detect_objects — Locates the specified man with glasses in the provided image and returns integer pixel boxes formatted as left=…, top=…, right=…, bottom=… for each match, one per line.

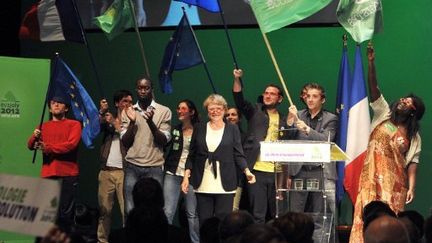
left=232, top=69, right=286, bottom=223
left=121, top=77, right=172, bottom=215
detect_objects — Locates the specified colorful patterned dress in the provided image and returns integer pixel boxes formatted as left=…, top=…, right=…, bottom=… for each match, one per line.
left=349, top=120, right=410, bottom=243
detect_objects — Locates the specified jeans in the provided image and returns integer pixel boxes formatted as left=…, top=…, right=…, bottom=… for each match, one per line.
left=163, top=173, right=199, bottom=243
left=124, top=163, right=163, bottom=215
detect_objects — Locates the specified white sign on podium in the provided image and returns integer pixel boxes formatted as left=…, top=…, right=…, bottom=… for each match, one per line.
left=260, top=140, right=349, bottom=163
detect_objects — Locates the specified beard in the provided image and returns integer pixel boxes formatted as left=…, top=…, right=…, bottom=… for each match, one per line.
left=391, top=106, right=413, bottom=125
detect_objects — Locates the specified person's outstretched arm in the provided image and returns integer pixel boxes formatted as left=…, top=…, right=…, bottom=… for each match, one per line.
left=233, top=69, right=243, bottom=92
left=367, top=43, right=381, bottom=102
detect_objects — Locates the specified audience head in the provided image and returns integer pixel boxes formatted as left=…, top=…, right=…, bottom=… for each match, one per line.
left=219, top=210, right=255, bottom=241
left=132, top=177, right=164, bottom=209
left=240, top=224, right=286, bottom=243
left=200, top=217, right=221, bottom=243
left=363, top=200, right=396, bottom=231
left=364, top=215, right=410, bottom=243
left=398, top=210, right=424, bottom=243
left=424, top=213, right=432, bottom=243
left=272, top=212, right=314, bottom=243
left=125, top=205, right=169, bottom=243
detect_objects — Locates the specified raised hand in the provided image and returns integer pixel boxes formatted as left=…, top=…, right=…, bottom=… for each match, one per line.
left=124, top=106, right=136, bottom=122
left=233, top=69, right=243, bottom=79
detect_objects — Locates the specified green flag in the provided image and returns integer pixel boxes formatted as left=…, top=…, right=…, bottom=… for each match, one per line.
left=337, top=0, right=383, bottom=43
left=93, top=0, right=134, bottom=40
left=250, top=0, right=332, bottom=33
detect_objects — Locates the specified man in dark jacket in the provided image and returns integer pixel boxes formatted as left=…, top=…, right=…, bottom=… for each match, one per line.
left=285, top=83, right=338, bottom=242
left=97, top=90, right=134, bottom=243
left=232, top=69, right=286, bottom=223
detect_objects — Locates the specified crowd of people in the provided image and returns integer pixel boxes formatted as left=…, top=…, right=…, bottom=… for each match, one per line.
left=28, top=45, right=428, bottom=243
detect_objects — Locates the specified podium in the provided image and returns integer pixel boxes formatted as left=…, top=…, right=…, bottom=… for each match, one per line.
left=260, top=140, right=349, bottom=243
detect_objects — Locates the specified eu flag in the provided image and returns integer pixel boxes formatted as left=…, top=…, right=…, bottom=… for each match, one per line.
left=158, top=13, right=203, bottom=94
left=335, top=44, right=351, bottom=203
left=175, top=0, right=221, bottom=13
left=48, top=57, right=100, bottom=148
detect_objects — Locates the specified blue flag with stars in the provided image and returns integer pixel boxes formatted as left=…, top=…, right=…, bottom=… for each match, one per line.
left=48, top=57, right=100, bottom=148
left=158, top=13, right=203, bottom=94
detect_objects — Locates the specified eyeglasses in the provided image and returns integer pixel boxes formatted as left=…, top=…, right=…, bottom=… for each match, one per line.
left=208, top=107, right=224, bottom=113
left=176, top=107, right=190, bottom=112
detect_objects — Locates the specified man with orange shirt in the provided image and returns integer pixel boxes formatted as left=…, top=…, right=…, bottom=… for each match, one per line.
left=27, top=96, right=82, bottom=233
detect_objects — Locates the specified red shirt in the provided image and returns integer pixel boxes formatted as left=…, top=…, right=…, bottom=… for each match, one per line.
left=28, top=119, right=82, bottom=178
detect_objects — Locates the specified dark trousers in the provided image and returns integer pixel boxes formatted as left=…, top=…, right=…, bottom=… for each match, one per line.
left=51, top=176, right=78, bottom=233
left=247, top=170, right=276, bottom=223
left=195, top=193, right=234, bottom=226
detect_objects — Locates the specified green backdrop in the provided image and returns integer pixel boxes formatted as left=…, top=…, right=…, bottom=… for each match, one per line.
left=0, top=56, right=50, bottom=242
left=12, top=0, right=432, bottom=240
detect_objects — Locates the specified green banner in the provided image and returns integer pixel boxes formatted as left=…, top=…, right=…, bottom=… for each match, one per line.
left=93, top=0, right=134, bottom=40
left=337, top=0, right=383, bottom=43
left=250, top=0, right=332, bottom=33
left=0, top=56, right=50, bottom=242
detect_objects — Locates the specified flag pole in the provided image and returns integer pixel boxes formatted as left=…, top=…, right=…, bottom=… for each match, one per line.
left=71, top=0, right=105, bottom=99
left=260, top=32, right=293, bottom=106
left=32, top=53, right=60, bottom=164
left=216, top=0, right=243, bottom=86
left=128, top=0, right=151, bottom=77
left=183, top=8, right=217, bottom=94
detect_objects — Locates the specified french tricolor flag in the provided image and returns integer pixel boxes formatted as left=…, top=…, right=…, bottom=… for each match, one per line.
left=336, top=44, right=371, bottom=204
left=19, top=0, right=84, bottom=43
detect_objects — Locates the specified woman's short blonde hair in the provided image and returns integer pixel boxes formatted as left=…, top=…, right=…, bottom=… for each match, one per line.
left=203, top=94, right=228, bottom=110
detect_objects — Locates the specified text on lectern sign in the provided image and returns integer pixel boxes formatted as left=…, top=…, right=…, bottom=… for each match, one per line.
left=260, top=141, right=331, bottom=162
